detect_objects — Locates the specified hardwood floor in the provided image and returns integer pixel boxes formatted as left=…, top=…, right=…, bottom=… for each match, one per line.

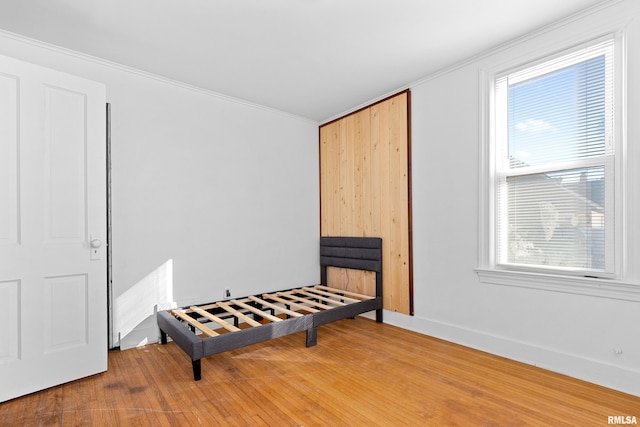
left=2, top=317, right=638, bottom=426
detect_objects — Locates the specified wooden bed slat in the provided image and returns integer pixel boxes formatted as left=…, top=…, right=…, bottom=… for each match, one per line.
left=217, top=301, right=262, bottom=327
left=231, top=299, right=283, bottom=323
left=298, top=289, right=347, bottom=306
left=302, top=286, right=362, bottom=302
left=248, top=295, right=304, bottom=317
left=190, top=306, right=241, bottom=333
left=172, top=310, right=220, bottom=337
left=191, top=302, right=219, bottom=311
left=261, top=293, right=320, bottom=313
left=314, top=285, right=374, bottom=300
left=274, top=291, right=335, bottom=310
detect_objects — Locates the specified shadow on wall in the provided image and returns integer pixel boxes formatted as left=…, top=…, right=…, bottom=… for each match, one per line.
left=114, top=259, right=174, bottom=349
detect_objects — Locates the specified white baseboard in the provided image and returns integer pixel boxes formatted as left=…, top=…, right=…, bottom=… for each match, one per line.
left=383, top=310, right=640, bottom=397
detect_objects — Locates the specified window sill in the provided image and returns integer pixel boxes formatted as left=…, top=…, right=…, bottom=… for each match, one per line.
left=475, top=268, right=640, bottom=302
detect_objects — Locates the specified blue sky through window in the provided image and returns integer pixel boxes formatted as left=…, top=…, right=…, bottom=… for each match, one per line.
left=507, top=55, right=606, bottom=169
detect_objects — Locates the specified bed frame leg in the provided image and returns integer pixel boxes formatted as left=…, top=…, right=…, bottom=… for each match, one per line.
left=306, top=327, right=317, bottom=347
left=160, top=329, right=167, bottom=345
left=376, top=309, right=383, bottom=323
left=192, top=360, right=202, bottom=381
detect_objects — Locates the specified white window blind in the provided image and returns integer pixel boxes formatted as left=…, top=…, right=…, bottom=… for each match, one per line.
left=494, top=39, right=615, bottom=275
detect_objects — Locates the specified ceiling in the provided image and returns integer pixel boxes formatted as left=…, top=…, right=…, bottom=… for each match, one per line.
left=0, top=0, right=610, bottom=122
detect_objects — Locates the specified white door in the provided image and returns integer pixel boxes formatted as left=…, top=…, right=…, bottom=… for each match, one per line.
left=0, top=54, right=107, bottom=402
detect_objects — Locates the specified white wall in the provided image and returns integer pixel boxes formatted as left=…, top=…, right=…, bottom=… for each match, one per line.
left=0, top=32, right=320, bottom=349
left=388, top=0, right=640, bottom=396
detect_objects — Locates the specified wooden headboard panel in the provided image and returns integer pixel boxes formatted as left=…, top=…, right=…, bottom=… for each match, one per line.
left=319, top=236, right=382, bottom=304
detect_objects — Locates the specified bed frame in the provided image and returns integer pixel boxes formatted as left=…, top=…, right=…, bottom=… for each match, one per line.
left=157, top=236, right=383, bottom=380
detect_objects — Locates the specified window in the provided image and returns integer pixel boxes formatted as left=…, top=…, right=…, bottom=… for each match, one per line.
left=490, top=38, right=618, bottom=278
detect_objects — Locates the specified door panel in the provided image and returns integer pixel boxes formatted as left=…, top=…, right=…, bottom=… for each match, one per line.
left=0, top=73, right=19, bottom=245
left=44, top=274, right=89, bottom=352
left=0, top=54, right=107, bottom=403
left=45, top=85, right=88, bottom=242
left=0, top=280, right=19, bottom=363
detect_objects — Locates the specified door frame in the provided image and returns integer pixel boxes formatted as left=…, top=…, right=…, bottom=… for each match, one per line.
left=106, top=103, right=116, bottom=350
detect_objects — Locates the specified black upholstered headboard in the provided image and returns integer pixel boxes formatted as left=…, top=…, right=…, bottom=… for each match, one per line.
left=319, top=236, right=382, bottom=302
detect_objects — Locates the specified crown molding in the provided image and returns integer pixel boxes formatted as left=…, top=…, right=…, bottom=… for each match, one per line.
left=321, top=0, right=625, bottom=125
left=0, top=28, right=318, bottom=125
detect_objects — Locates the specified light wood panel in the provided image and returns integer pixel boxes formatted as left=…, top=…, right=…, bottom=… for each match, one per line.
left=320, top=90, right=412, bottom=313
left=3, top=318, right=638, bottom=426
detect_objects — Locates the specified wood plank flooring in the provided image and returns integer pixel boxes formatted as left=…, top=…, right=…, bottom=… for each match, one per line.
left=2, top=317, right=638, bottom=426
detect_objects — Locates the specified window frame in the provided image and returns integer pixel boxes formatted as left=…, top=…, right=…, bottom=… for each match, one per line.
left=477, top=32, right=630, bottom=295
left=496, top=39, right=616, bottom=277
